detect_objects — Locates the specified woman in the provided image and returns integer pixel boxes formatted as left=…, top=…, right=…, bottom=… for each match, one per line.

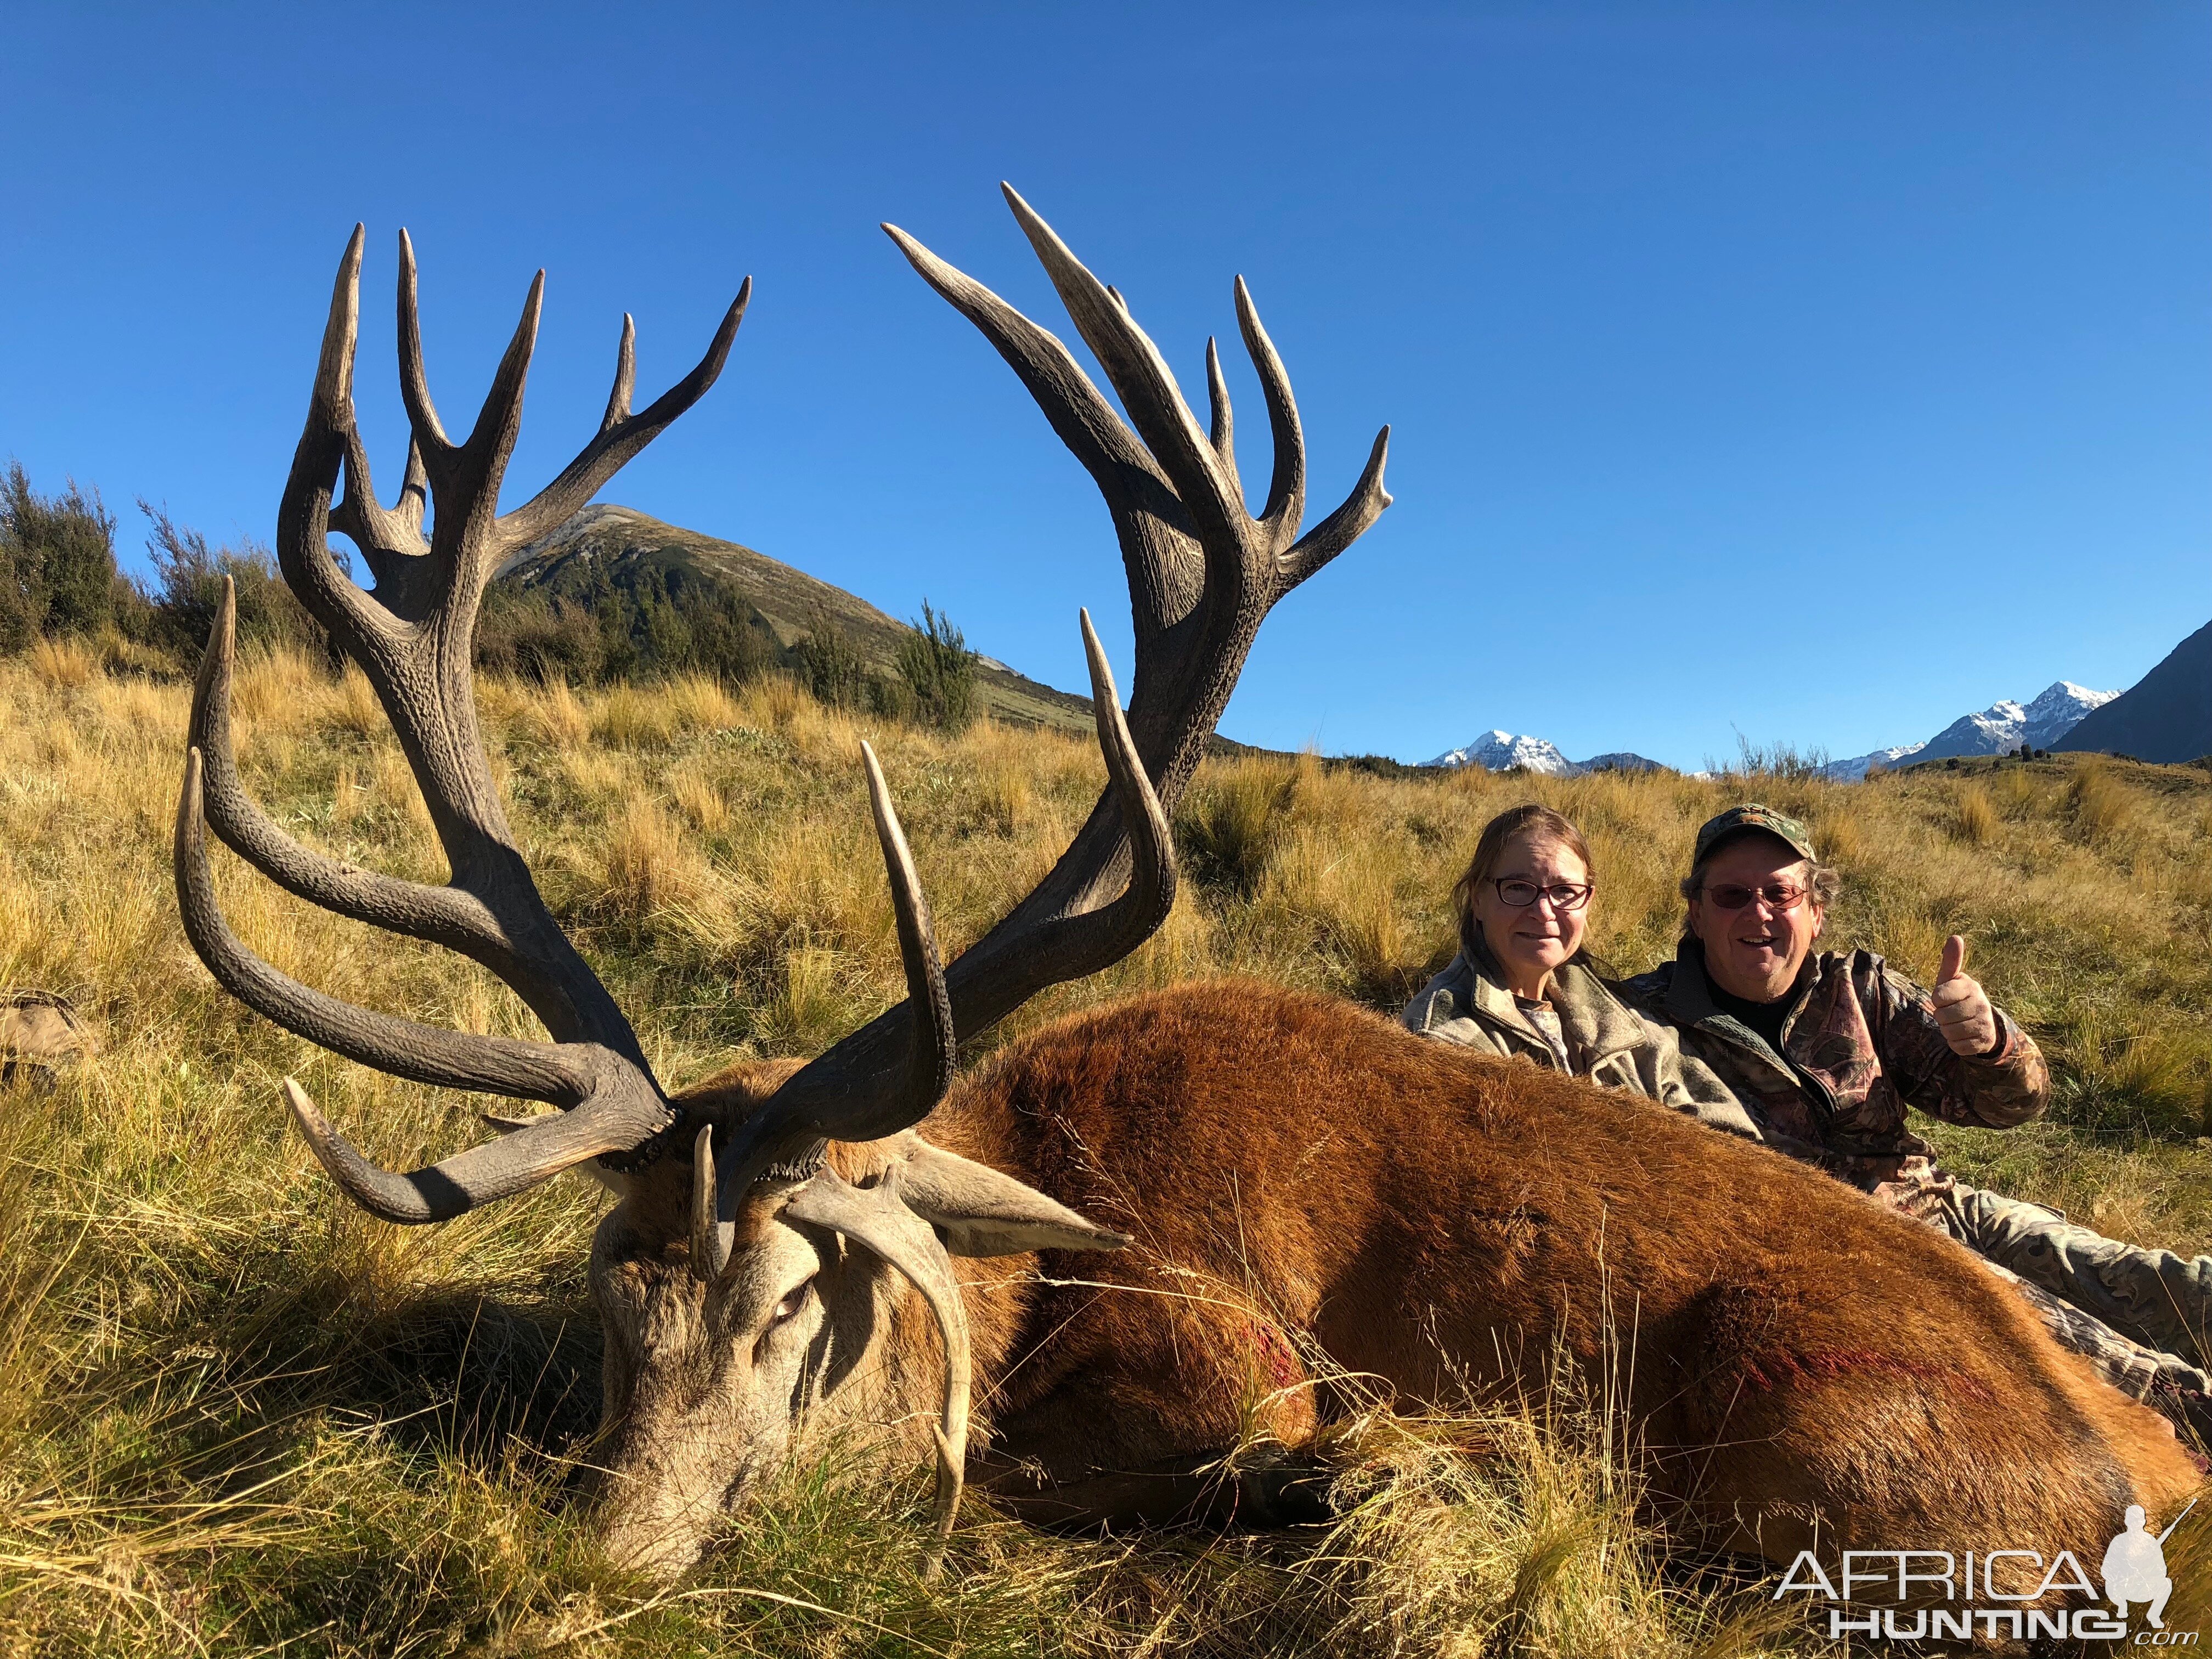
left=1403, top=804, right=1757, bottom=1137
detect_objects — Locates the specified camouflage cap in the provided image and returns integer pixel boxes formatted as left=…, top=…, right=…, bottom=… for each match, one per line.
left=1692, top=804, right=1818, bottom=867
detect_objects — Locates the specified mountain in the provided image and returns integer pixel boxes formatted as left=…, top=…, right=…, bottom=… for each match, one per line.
left=1426, top=731, right=1575, bottom=775
left=2057, top=619, right=2212, bottom=763
left=1919, top=681, right=2120, bottom=760
left=499, top=505, right=1094, bottom=732
left=1821, top=681, right=2117, bottom=781
left=1424, top=730, right=1666, bottom=776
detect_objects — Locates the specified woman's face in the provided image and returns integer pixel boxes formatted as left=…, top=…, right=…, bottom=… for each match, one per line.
left=1469, top=832, right=1592, bottom=999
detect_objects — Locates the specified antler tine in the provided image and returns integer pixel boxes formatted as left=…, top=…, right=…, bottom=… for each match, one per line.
left=281, top=1075, right=665, bottom=1225
left=177, top=748, right=591, bottom=1104
left=863, top=739, right=958, bottom=1113
left=275, top=227, right=391, bottom=647
left=690, top=1124, right=725, bottom=1279
left=1280, top=424, right=1392, bottom=591
left=879, top=222, right=1180, bottom=561
left=998, top=185, right=1252, bottom=589
left=494, top=278, right=751, bottom=560
left=602, top=314, right=637, bottom=434
left=394, top=229, right=457, bottom=467
left=189, top=579, right=512, bottom=958
left=1232, top=277, right=1303, bottom=534
left=1203, top=337, right=1242, bottom=505
left=777, top=1169, right=972, bottom=1576
left=706, top=742, right=958, bottom=1246
left=442, top=266, right=547, bottom=566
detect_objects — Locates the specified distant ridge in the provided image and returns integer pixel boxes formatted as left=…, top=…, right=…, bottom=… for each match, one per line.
left=501, top=504, right=1095, bottom=733
left=2058, top=618, right=2212, bottom=763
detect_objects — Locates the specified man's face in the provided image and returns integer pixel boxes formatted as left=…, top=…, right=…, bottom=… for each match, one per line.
left=1688, top=834, right=1825, bottom=1004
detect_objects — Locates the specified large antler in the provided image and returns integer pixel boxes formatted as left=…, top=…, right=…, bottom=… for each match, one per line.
left=176, top=228, right=753, bottom=1217
left=703, top=186, right=1391, bottom=1238
left=898, top=185, right=1390, bottom=1031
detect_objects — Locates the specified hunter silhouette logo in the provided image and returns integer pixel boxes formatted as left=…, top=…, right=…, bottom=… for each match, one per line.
left=2106, top=1500, right=2193, bottom=1630
left=1773, top=1498, right=2200, bottom=1643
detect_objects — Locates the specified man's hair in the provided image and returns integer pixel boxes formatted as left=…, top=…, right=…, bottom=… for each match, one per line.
left=1452, top=804, right=1597, bottom=964
left=1678, top=828, right=1841, bottom=935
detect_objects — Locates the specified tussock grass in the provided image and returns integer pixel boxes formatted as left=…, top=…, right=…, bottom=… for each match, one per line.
left=1, top=654, right=2207, bottom=1652
left=1950, top=783, right=1995, bottom=846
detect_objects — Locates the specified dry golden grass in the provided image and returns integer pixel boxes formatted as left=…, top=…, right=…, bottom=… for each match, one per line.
left=2, top=650, right=2209, bottom=1654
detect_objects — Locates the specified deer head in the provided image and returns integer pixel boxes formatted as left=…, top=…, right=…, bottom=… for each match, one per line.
left=176, top=190, right=1389, bottom=1578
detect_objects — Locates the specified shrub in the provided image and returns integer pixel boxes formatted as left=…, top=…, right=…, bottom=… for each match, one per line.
left=0, top=462, right=126, bottom=651
left=792, top=608, right=872, bottom=708
left=1722, top=736, right=1832, bottom=783
left=895, top=601, right=979, bottom=732
left=135, top=501, right=335, bottom=663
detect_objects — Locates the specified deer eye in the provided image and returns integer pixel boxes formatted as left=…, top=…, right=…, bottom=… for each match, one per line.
left=768, top=1280, right=813, bottom=1330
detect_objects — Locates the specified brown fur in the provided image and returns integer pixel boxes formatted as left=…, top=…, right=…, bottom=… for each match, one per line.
left=634, top=981, right=2197, bottom=1564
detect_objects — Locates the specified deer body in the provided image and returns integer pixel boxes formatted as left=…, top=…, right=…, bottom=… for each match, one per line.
left=178, top=194, right=2195, bottom=1589
left=597, top=983, right=2199, bottom=1574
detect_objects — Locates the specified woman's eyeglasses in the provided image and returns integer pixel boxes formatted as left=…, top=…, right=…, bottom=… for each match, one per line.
left=1493, top=878, right=1594, bottom=911
left=1700, top=881, right=1809, bottom=912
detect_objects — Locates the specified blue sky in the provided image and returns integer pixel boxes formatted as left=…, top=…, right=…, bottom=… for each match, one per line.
left=5, top=3, right=2206, bottom=768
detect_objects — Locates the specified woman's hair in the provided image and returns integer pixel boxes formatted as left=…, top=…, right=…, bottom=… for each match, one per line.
left=1451, top=804, right=1596, bottom=964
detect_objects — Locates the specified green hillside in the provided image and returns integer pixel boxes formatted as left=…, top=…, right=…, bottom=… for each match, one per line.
left=498, top=504, right=1096, bottom=733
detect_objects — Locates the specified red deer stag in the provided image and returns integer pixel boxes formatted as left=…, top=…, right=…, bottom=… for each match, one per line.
left=177, top=193, right=2198, bottom=1588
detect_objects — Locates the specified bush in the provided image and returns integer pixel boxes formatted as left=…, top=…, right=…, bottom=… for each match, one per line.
left=135, top=502, right=335, bottom=663
left=895, top=600, right=979, bottom=732
left=792, top=608, right=872, bottom=709
left=0, top=462, right=126, bottom=651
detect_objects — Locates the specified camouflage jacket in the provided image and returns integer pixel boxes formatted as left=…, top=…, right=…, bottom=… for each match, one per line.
left=1403, top=949, right=1762, bottom=1141
left=1617, top=943, right=2050, bottom=1218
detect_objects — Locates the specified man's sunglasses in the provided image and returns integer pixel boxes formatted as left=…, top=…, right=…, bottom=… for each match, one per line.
left=1700, top=881, right=1810, bottom=911
left=1493, top=878, right=1594, bottom=911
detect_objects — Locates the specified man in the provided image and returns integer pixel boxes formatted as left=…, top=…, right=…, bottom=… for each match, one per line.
left=1621, top=804, right=2212, bottom=1425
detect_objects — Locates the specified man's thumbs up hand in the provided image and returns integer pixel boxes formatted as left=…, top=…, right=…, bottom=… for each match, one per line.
left=1931, top=933, right=1999, bottom=1057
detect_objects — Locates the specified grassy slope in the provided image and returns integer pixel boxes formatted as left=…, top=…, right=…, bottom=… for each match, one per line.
left=3, top=637, right=2210, bottom=1656
left=503, top=505, right=1099, bottom=735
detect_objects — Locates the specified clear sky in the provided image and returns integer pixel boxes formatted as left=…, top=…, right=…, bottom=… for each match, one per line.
left=5, top=3, right=2207, bottom=768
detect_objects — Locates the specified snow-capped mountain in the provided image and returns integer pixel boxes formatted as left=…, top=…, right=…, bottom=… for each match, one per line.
left=1427, top=731, right=1575, bottom=774
left=1821, top=682, right=2117, bottom=781
left=1424, top=731, right=1665, bottom=776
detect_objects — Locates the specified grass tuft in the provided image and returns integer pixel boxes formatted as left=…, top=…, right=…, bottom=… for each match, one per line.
left=1950, top=784, right=1995, bottom=845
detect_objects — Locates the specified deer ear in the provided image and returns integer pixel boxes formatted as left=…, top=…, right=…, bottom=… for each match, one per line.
left=891, top=1138, right=1131, bottom=1257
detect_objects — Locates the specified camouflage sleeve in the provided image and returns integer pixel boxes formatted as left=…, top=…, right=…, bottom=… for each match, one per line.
left=1875, top=964, right=2050, bottom=1129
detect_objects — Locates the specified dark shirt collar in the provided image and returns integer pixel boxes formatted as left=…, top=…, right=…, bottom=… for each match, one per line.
left=1670, top=938, right=1815, bottom=1052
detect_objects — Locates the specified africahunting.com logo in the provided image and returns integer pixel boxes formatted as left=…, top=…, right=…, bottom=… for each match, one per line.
left=1774, top=1501, right=2199, bottom=1643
